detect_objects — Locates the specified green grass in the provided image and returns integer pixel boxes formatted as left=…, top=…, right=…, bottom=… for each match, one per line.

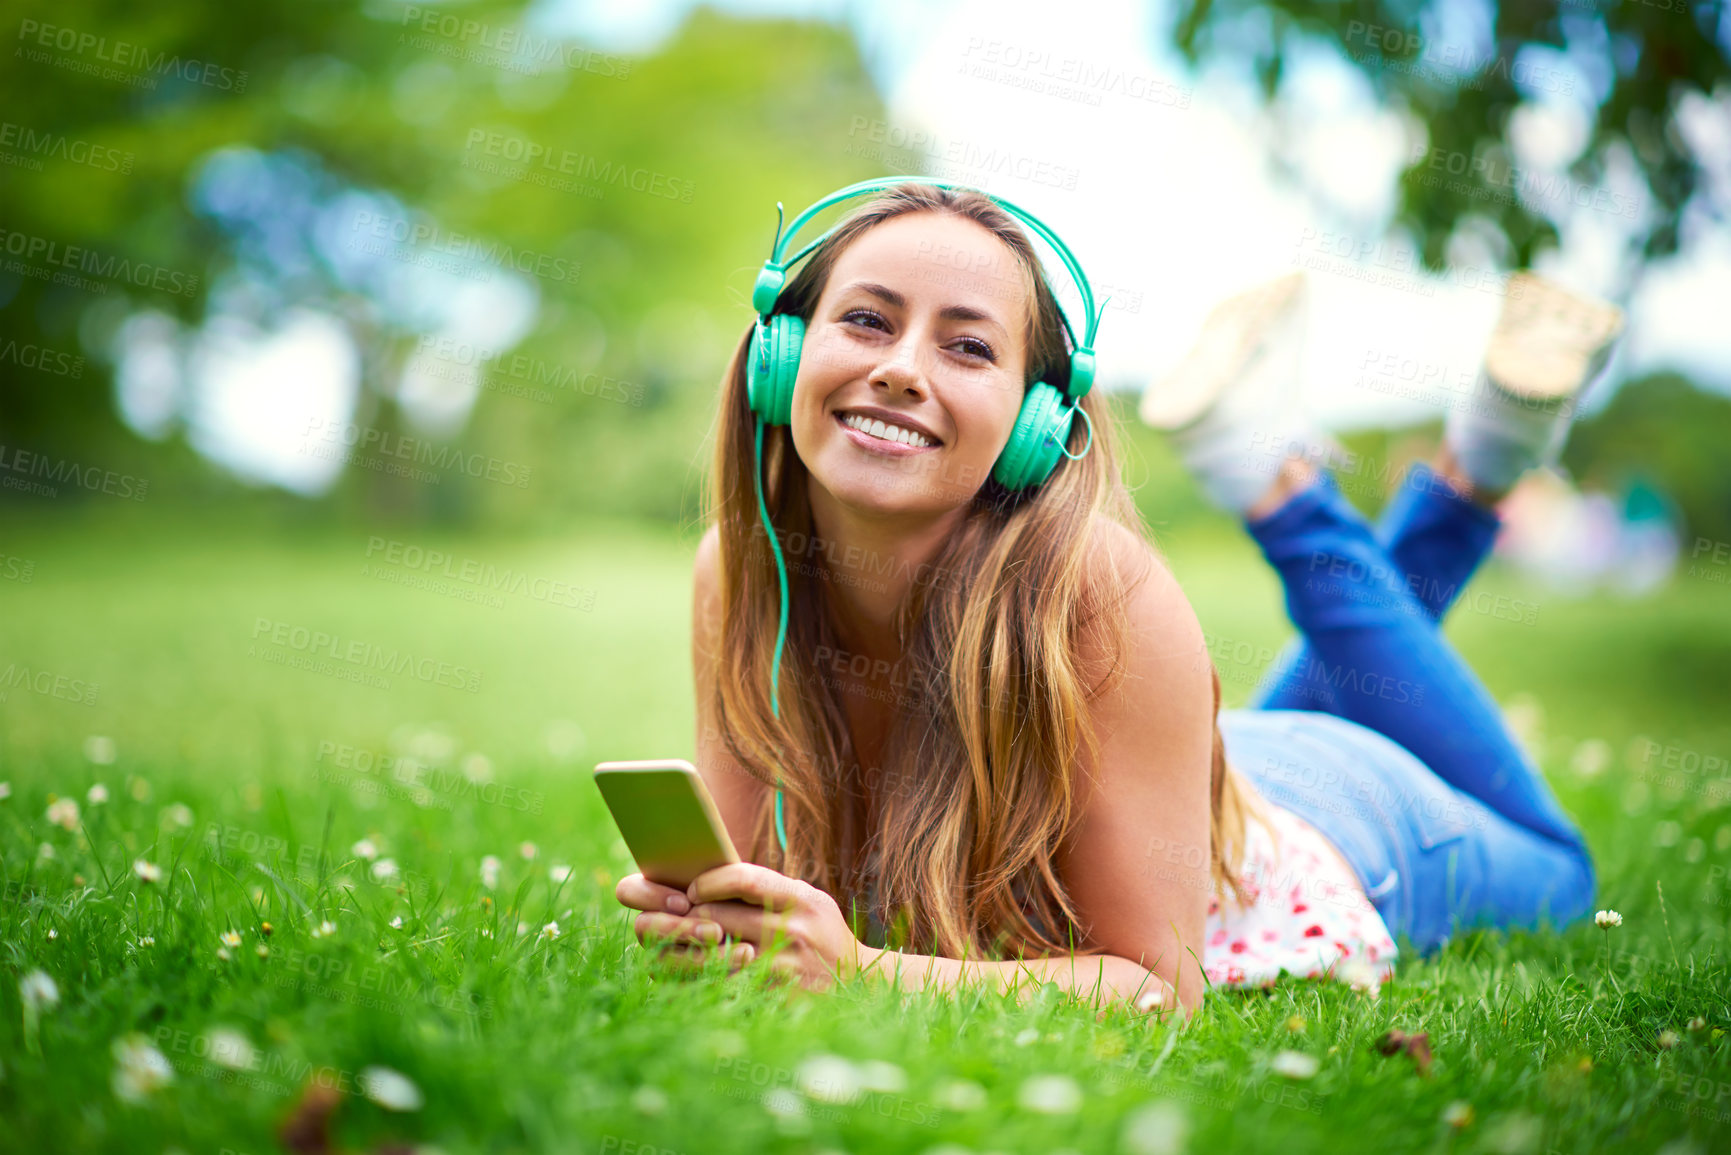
left=2, top=506, right=1729, bottom=1155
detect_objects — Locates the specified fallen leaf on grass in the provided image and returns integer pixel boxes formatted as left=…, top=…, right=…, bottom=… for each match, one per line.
left=280, top=1082, right=342, bottom=1155
left=1374, top=1029, right=1432, bottom=1077
left=277, top=1078, right=422, bottom=1155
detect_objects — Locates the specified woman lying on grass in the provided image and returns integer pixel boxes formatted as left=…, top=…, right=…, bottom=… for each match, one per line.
left=614, top=179, right=1619, bottom=1019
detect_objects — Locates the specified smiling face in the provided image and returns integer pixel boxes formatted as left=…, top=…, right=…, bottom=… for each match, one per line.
left=789, top=211, right=1032, bottom=520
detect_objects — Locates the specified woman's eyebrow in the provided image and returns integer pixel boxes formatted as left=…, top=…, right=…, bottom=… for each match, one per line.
left=843, top=281, right=1009, bottom=335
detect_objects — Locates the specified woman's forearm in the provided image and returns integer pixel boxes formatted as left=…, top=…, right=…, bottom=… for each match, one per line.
left=852, top=943, right=1180, bottom=1019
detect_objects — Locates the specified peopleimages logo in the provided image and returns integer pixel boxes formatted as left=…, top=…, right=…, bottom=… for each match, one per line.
left=0, top=226, right=199, bottom=297
left=16, top=20, right=249, bottom=92
left=0, top=121, right=134, bottom=174
left=249, top=618, right=483, bottom=693
left=300, top=419, right=532, bottom=488
left=462, top=129, right=695, bottom=203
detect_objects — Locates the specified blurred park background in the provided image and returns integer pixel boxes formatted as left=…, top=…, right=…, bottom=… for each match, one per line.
left=4, top=2, right=1731, bottom=1150
left=2, top=0, right=1729, bottom=539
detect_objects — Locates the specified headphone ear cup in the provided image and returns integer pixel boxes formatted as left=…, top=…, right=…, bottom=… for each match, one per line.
left=748, top=314, right=805, bottom=426
left=992, top=379, right=1074, bottom=491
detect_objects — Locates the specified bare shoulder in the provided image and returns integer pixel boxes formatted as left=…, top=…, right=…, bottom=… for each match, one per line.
left=1079, top=513, right=1204, bottom=685
left=693, top=522, right=725, bottom=639
left=695, top=522, right=721, bottom=593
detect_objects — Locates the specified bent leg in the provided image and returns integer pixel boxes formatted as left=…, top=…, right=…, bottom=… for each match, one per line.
left=1238, top=473, right=1586, bottom=853
left=1252, top=460, right=1501, bottom=709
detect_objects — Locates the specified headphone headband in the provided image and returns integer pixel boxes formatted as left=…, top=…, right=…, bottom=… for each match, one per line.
left=749, top=176, right=1102, bottom=391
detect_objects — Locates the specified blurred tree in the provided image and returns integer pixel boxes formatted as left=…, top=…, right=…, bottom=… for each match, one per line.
left=0, top=1, right=887, bottom=525
left=1563, top=372, right=1731, bottom=543
left=1168, top=0, right=1731, bottom=270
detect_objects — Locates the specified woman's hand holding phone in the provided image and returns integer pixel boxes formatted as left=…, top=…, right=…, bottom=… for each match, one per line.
left=616, top=862, right=869, bottom=990
left=615, top=871, right=758, bottom=974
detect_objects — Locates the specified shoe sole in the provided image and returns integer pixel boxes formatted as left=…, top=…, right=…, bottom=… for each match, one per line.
left=1482, top=271, right=1625, bottom=402
left=1140, top=271, right=1306, bottom=430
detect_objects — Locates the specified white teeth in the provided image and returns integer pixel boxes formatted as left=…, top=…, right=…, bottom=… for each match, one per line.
left=843, top=412, right=931, bottom=448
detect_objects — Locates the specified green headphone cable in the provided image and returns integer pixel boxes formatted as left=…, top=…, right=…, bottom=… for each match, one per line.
left=752, top=414, right=792, bottom=853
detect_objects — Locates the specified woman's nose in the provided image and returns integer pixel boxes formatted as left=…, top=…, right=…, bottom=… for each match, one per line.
left=872, top=339, right=926, bottom=396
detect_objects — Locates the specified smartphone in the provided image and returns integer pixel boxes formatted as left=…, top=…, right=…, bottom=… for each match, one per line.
left=592, top=758, right=740, bottom=891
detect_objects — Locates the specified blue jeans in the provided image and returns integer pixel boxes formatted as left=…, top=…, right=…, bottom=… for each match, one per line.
left=1216, top=463, right=1596, bottom=954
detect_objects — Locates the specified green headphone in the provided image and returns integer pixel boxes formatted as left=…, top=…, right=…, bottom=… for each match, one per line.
left=745, top=176, right=1105, bottom=854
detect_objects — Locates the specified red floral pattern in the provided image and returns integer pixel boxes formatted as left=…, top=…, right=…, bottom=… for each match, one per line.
left=1201, top=796, right=1398, bottom=991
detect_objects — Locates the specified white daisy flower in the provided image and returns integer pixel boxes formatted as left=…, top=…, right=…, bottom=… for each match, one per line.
left=1569, top=739, right=1611, bottom=777
left=37, top=841, right=54, bottom=860
left=371, top=858, right=399, bottom=882
left=216, top=947, right=232, bottom=961
left=19, top=969, right=59, bottom=1013
left=0, top=781, right=11, bottom=800
left=389, top=916, right=404, bottom=930
left=87, top=783, right=109, bottom=805
left=352, top=838, right=379, bottom=861
left=461, top=752, right=493, bottom=783
left=479, top=855, right=501, bottom=890
left=205, top=1027, right=257, bottom=1071
left=1595, top=909, right=1622, bottom=929
left=220, top=930, right=242, bottom=948
left=360, top=1065, right=424, bottom=1111
left=46, top=928, right=58, bottom=941
left=762, top=1087, right=806, bottom=1118
left=541, top=920, right=559, bottom=939
left=1340, top=958, right=1381, bottom=998
left=934, top=1078, right=988, bottom=1112
left=256, top=944, right=270, bottom=959
left=138, top=936, right=155, bottom=948
left=630, top=1084, right=669, bottom=1115
left=311, top=920, right=337, bottom=939
left=548, top=864, right=573, bottom=884
left=857, top=1059, right=906, bottom=1094
left=519, top=841, right=538, bottom=860
left=84, top=736, right=117, bottom=764
left=796, top=1054, right=863, bottom=1104
left=161, top=803, right=194, bottom=829
left=1122, top=1100, right=1189, bottom=1155
left=111, top=1033, right=174, bottom=1102
left=1018, top=1073, right=1083, bottom=1113
left=46, top=797, right=79, bottom=831
left=1271, top=1050, right=1320, bottom=1079
left=133, top=859, right=162, bottom=885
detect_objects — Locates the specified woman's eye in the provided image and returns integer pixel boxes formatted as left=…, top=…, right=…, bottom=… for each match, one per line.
left=955, top=337, right=996, bottom=362
left=842, top=309, right=888, bottom=331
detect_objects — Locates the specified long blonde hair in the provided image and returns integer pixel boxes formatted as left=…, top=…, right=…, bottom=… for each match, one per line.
left=701, top=182, right=1257, bottom=961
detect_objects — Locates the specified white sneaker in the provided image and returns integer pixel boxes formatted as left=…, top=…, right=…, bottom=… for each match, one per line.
left=1446, top=273, right=1625, bottom=493
left=1482, top=271, right=1625, bottom=402
left=1141, top=272, right=1335, bottom=511
left=1140, top=271, right=1308, bottom=431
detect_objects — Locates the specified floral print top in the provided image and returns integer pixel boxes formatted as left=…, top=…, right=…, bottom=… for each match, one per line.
left=1201, top=799, right=1398, bottom=991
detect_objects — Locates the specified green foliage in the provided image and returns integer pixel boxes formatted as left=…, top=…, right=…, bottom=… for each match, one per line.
left=1168, top=0, right=1731, bottom=267
left=1, top=2, right=888, bottom=523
